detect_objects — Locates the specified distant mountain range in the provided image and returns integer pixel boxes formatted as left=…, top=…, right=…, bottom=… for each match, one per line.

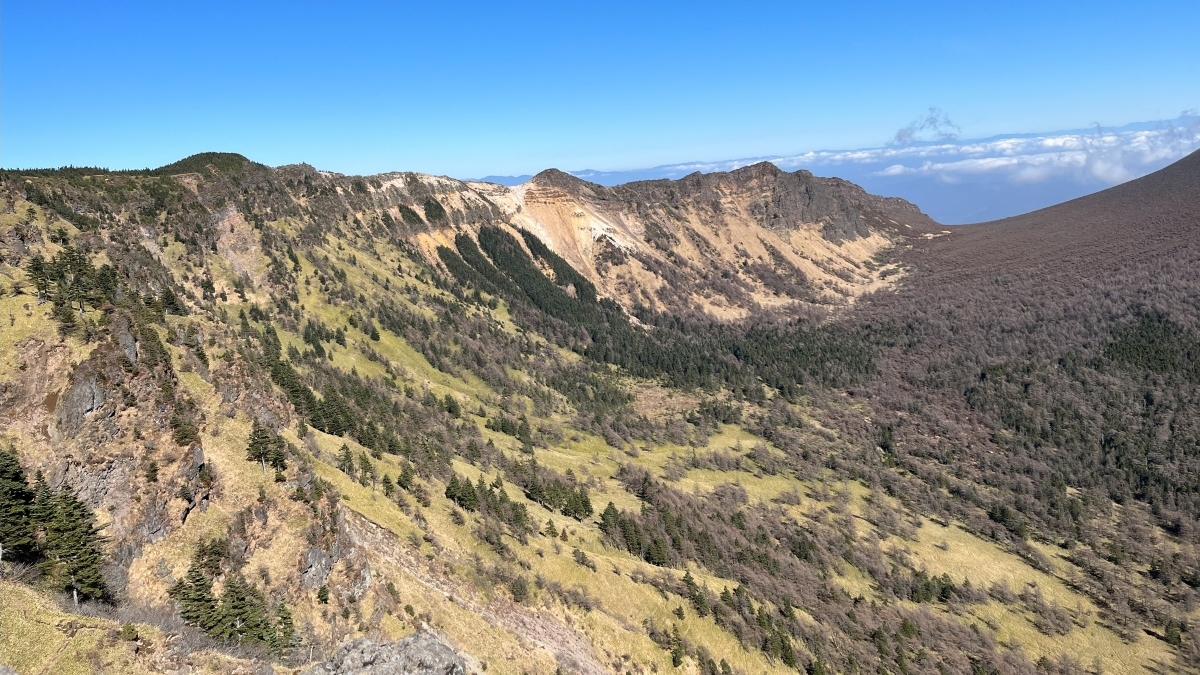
left=469, top=114, right=1200, bottom=224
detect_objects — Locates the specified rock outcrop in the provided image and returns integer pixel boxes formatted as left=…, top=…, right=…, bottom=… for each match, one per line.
left=302, top=631, right=465, bottom=675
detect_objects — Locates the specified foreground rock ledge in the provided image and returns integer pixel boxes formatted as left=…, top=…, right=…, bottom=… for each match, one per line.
left=302, top=631, right=466, bottom=675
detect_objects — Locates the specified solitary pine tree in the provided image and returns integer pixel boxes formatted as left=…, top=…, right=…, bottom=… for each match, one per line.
left=245, top=419, right=272, bottom=473
left=397, top=463, right=414, bottom=490
left=246, top=420, right=286, bottom=474
left=271, top=602, right=296, bottom=655
left=444, top=394, right=461, bottom=418
left=670, top=624, right=685, bottom=666
left=337, top=444, right=355, bottom=475
left=358, top=452, right=375, bottom=487
left=0, top=450, right=36, bottom=562
left=599, top=502, right=621, bottom=539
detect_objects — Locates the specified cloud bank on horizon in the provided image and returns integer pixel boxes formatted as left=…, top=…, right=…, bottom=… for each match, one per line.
left=478, top=113, right=1200, bottom=224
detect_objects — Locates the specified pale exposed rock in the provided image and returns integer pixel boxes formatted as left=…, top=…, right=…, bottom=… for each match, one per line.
left=302, top=632, right=465, bottom=675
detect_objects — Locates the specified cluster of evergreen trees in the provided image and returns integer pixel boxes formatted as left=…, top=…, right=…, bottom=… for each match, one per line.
left=301, top=318, right=346, bottom=359
left=444, top=473, right=533, bottom=536
left=523, top=468, right=593, bottom=521
left=1105, top=311, right=1200, bottom=383
left=168, top=538, right=294, bottom=652
left=26, top=244, right=187, bottom=338
left=484, top=413, right=530, bottom=446
left=440, top=224, right=882, bottom=397
left=600, top=501, right=671, bottom=566
left=0, top=451, right=107, bottom=603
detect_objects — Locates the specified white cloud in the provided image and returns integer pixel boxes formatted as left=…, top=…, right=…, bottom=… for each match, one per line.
left=650, top=119, right=1200, bottom=187
left=554, top=114, right=1200, bottom=223
left=844, top=124, right=1200, bottom=185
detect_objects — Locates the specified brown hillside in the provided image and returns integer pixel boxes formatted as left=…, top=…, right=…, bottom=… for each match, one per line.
left=909, top=148, right=1200, bottom=281
left=463, top=162, right=938, bottom=320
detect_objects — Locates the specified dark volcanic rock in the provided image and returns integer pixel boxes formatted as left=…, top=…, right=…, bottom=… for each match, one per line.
left=112, top=314, right=139, bottom=363
left=303, top=632, right=465, bottom=675
left=300, top=546, right=334, bottom=589
left=57, top=374, right=107, bottom=433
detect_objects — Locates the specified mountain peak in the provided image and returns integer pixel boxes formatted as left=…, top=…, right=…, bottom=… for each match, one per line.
left=153, top=152, right=254, bottom=176
left=528, top=167, right=594, bottom=190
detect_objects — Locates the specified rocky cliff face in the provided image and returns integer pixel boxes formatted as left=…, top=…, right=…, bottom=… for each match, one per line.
left=202, top=159, right=936, bottom=322
left=450, top=162, right=937, bottom=320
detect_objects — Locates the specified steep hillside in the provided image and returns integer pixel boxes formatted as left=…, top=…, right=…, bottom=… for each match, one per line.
left=0, top=151, right=1196, bottom=675
left=841, top=148, right=1200, bottom=666
left=463, top=163, right=938, bottom=320
left=910, top=144, right=1200, bottom=280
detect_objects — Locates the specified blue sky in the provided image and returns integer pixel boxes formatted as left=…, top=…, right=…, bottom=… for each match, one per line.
left=3, top=1, right=1198, bottom=178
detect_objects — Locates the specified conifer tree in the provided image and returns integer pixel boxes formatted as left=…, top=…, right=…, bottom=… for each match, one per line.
left=670, top=624, right=685, bottom=666
left=444, top=394, right=461, bottom=418
left=720, top=586, right=734, bottom=607
left=564, top=487, right=593, bottom=520
left=599, top=501, right=621, bottom=539
left=31, top=470, right=53, bottom=525
left=682, top=569, right=710, bottom=616
left=246, top=420, right=286, bottom=474
left=269, top=443, right=287, bottom=473
left=0, top=450, right=35, bottom=562
left=646, top=537, right=670, bottom=566
left=397, top=463, right=414, bottom=490
left=170, top=562, right=219, bottom=631
left=272, top=602, right=296, bottom=654
left=337, top=444, right=355, bottom=475
left=476, top=475, right=489, bottom=505
left=214, top=574, right=275, bottom=644
left=40, top=486, right=107, bottom=601
left=1165, top=619, right=1183, bottom=646
left=246, top=420, right=274, bottom=474
left=26, top=254, right=50, bottom=303
left=358, top=452, right=375, bottom=487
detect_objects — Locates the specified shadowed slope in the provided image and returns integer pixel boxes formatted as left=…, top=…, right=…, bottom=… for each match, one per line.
left=910, top=148, right=1200, bottom=280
